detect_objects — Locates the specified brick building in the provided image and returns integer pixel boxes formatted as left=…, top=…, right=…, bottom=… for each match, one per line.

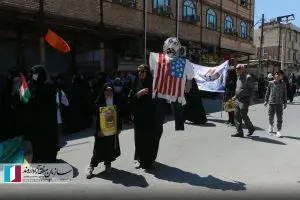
left=0, top=0, right=255, bottom=74
left=254, top=22, right=300, bottom=75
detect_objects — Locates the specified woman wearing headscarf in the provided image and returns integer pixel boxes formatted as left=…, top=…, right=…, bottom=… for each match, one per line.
left=129, top=64, right=160, bottom=169
left=85, top=84, right=122, bottom=179
left=121, top=76, right=133, bottom=123
left=0, top=69, right=30, bottom=163
left=113, top=77, right=123, bottom=105
left=27, top=65, right=59, bottom=163
left=183, top=78, right=207, bottom=125
left=223, top=68, right=237, bottom=126
left=288, top=73, right=297, bottom=103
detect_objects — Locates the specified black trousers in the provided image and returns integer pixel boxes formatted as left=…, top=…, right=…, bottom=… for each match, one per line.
left=173, top=102, right=185, bottom=131
left=228, top=111, right=234, bottom=124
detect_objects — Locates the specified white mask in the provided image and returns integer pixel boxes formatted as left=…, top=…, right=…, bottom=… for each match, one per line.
left=32, top=74, right=39, bottom=81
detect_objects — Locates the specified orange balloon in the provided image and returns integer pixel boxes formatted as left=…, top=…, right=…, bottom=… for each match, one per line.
left=45, top=29, right=71, bottom=53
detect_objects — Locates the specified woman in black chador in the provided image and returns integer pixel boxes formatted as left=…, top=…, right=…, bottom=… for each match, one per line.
left=85, top=84, right=122, bottom=179
left=183, top=78, right=207, bottom=124
left=27, top=65, right=59, bottom=163
left=223, top=68, right=237, bottom=126
left=129, top=64, right=161, bottom=169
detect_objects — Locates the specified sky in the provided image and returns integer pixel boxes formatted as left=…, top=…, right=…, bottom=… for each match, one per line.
left=254, top=0, right=300, bottom=27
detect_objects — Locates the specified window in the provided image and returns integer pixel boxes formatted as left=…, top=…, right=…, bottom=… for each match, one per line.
left=240, top=21, right=247, bottom=38
left=224, top=15, right=234, bottom=32
left=111, top=0, right=136, bottom=8
left=240, top=0, right=248, bottom=6
left=288, top=48, right=291, bottom=60
left=206, top=8, right=217, bottom=29
left=152, top=0, right=171, bottom=16
left=183, top=0, right=196, bottom=18
left=153, top=0, right=170, bottom=9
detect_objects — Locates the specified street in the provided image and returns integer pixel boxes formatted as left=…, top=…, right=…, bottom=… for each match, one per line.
left=1, top=96, right=300, bottom=199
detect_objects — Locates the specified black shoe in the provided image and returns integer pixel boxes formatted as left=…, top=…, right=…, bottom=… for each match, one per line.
left=247, top=128, right=255, bottom=137
left=231, top=133, right=244, bottom=138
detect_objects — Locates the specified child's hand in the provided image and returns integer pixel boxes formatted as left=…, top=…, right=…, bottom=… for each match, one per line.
left=264, top=102, right=268, bottom=107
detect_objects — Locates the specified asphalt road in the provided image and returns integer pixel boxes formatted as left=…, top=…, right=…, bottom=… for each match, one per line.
left=1, top=96, right=300, bottom=199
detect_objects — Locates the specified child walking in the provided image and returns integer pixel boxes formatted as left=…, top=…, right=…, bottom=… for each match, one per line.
left=85, top=84, right=122, bottom=179
left=264, top=70, right=287, bottom=138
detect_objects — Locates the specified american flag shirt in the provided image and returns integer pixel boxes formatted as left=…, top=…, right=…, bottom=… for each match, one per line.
left=149, top=53, right=194, bottom=105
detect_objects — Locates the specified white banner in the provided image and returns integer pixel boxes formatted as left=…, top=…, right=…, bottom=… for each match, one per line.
left=193, top=60, right=230, bottom=93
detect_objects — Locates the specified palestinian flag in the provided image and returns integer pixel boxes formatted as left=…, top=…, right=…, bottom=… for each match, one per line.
left=20, top=73, right=30, bottom=103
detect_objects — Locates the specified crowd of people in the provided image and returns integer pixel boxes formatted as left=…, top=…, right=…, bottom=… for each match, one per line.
left=223, top=65, right=299, bottom=138
left=0, top=62, right=208, bottom=175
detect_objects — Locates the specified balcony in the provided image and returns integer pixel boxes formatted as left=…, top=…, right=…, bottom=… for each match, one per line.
left=224, top=28, right=238, bottom=37
left=152, top=5, right=173, bottom=18
left=111, top=0, right=136, bottom=8
left=221, top=36, right=255, bottom=54
left=182, top=14, right=200, bottom=24
left=0, top=0, right=39, bottom=12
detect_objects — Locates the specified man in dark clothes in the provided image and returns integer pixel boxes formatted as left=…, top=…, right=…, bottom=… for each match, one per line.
left=183, top=78, right=207, bottom=125
left=27, top=65, right=59, bottom=163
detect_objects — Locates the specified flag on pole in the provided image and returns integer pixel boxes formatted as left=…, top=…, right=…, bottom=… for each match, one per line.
left=19, top=73, right=30, bottom=103
left=45, top=29, right=71, bottom=53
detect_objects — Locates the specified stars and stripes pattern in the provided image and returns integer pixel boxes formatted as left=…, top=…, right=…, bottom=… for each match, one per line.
left=152, top=53, right=187, bottom=104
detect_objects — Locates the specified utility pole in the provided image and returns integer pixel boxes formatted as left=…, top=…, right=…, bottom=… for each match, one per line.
left=258, top=14, right=264, bottom=75
left=276, top=14, right=295, bottom=72
left=144, top=0, right=147, bottom=64
left=176, top=0, right=179, bottom=38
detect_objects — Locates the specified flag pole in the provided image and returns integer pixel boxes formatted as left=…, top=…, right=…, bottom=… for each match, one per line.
left=144, top=0, right=147, bottom=64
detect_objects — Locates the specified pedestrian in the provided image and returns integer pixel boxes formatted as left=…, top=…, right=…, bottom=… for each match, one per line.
left=288, top=73, right=297, bottom=103
left=223, top=67, right=237, bottom=126
left=85, top=84, right=122, bottom=179
left=264, top=70, right=287, bottom=138
left=27, top=65, right=59, bottom=163
left=129, top=64, right=159, bottom=169
left=231, top=64, right=255, bottom=138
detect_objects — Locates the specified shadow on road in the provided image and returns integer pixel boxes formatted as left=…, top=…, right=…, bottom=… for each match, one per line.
left=249, top=136, right=286, bottom=145
left=95, top=168, right=149, bottom=188
left=283, top=136, right=300, bottom=140
left=56, top=159, right=79, bottom=179
left=207, top=118, right=228, bottom=124
left=185, top=121, right=216, bottom=127
left=146, top=162, right=246, bottom=191
left=288, top=102, right=300, bottom=105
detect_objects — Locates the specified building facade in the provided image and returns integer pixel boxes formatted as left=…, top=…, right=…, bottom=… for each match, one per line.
left=0, top=0, right=255, bottom=74
left=254, top=22, right=300, bottom=75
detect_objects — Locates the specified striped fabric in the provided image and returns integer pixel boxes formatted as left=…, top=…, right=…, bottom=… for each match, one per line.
left=149, top=53, right=194, bottom=105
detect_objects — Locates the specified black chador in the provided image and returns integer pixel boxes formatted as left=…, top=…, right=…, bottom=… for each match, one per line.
left=183, top=78, right=207, bottom=125
left=27, top=65, right=59, bottom=163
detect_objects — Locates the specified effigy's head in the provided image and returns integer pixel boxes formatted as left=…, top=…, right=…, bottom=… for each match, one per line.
left=163, top=37, right=181, bottom=58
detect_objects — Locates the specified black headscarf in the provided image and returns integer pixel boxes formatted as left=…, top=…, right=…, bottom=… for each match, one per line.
left=95, top=83, right=114, bottom=107
left=133, top=64, right=153, bottom=92
left=30, top=65, right=47, bottom=86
